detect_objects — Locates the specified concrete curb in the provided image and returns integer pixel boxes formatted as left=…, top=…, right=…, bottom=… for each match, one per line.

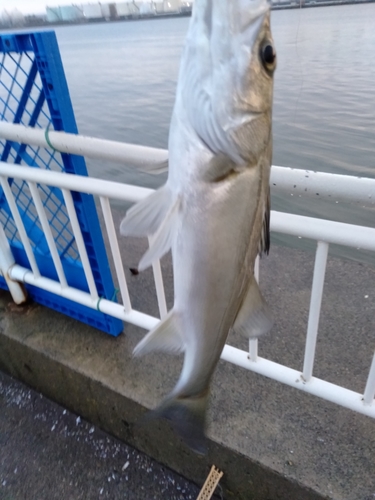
left=0, top=242, right=374, bottom=500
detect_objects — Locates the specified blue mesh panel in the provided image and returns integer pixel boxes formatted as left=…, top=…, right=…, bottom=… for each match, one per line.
left=0, top=32, right=123, bottom=336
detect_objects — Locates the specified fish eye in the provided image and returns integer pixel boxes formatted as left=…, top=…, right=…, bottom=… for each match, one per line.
left=261, top=43, right=276, bottom=72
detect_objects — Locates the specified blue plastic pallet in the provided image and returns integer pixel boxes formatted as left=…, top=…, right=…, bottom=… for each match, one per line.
left=0, top=31, right=123, bottom=336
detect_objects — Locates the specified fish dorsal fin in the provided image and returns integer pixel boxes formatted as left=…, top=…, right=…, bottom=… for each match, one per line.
left=258, top=187, right=270, bottom=256
left=133, top=310, right=184, bottom=357
left=232, top=277, right=273, bottom=338
left=120, top=185, right=180, bottom=271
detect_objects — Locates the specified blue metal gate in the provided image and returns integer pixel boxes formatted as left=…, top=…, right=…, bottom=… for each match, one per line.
left=0, top=31, right=123, bottom=336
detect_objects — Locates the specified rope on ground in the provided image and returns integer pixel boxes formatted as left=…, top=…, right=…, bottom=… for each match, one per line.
left=197, top=465, right=224, bottom=500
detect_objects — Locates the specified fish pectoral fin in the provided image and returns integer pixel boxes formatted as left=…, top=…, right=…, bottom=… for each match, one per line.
left=138, top=194, right=180, bottom=271
left=202, top=153, right=239, bottom=183
left=120, top=185, right=180, bottom=271
left=232, top=277, right=273, bottom=338
left=133, top=310, right=184, bottom=357
left=120, top=185, right=172, bottom=237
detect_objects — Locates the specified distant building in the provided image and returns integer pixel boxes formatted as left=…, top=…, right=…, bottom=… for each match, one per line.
left=163, top=0, right=182, bottom=12
left=116, top=2, right=140, bottom=18
left=0, top=9, right=25, bottom=27
left=138, top=2, right=155, bottom=15
left=44, top=1, right=193, bottom=25
left=81, top=3, right=103, bottom=20
left=46, top=5, right=83, bottom=23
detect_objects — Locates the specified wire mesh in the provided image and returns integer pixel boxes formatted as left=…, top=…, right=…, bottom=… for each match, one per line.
left=0, top=31, right=123, bottom=335
left=0, top=49, right=80, bottom=264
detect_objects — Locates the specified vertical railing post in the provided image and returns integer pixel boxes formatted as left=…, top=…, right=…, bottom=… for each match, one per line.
left=302, top=241, right=329, bottom=382
left=148, top=235, right=168, bottom=320
left=0, top=224, right=28, bottom=304
left=249, top=255, right=261, bottom=362
left=363, top=352, right=375, bottom=406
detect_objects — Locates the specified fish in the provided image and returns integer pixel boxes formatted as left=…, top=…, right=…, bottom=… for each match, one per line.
left=120, top=0, right=276, bottom=454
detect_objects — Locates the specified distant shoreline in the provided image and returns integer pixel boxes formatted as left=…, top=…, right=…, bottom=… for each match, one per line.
left=1, top=0, right=374, bottom=32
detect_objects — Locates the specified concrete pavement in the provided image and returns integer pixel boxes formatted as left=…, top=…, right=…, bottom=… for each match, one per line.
left=0, top=370, right=208, bottom=500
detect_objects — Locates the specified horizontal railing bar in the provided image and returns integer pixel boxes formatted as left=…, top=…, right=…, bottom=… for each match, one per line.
left=1, top=162, right=374, bottom=251
left=0, top=161, right=153, bottom=202
left=221, top=345, right=375, bottom=418
left=7, top=268, right=375, bottom=419
left=271, top=211, right=375, bottom=251
left=1, top=123, right=374, bottom=204
left=9, top=264, right=159, bottom=331
left=0, top=121, right=168, bottom=168
left=271, top=165, right=375, bottom=205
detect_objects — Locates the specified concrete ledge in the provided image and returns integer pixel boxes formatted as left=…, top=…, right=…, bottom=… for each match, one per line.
left=0, top=241, right=374, bottom=500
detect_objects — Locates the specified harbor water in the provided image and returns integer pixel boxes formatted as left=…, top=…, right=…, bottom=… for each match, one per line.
left=17, top=4, right=375, bottom=263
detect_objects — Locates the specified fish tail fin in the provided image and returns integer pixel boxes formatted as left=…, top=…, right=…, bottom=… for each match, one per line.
left=144, top=392, right=209, bottom=455
left=120, top=185, right=180, bottom=271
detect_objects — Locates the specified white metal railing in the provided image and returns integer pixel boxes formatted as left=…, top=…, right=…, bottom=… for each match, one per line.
left=0, top=123, right=375, bottom=419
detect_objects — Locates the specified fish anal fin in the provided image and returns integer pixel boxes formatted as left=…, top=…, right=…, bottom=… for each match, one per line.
left=233, top=277, right=273, bottom=338
left=133, top=310, right=184, bottom=357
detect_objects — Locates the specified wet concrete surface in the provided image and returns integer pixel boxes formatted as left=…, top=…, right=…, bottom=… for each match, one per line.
left=0, top=370, right=211, bottom=500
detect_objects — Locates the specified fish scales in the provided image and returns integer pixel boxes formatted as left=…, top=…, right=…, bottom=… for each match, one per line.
left=120, top=0, right=276, bottom=454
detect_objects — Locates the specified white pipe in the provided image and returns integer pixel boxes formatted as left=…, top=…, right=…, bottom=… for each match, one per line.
left=1, top=164, right=374, bottom=251
left=0, top=121, right=168, bottom=168
left=221, top=345, right=375, bottom=418
left=27, top=181, right=68, bottom=288
left=8, top=261, right=375, bottom=419
left=9, top=264, right=159, bottom=331
left=271, top=211, right=375, bottom=251
left=1, top=123, right=375, bottom=204
left=249, top=339, right=258, bottom=362
left=0, top=176, right=40, bottom=278
left=302, top=241, right=329, bottom=382
left=99, top=196, right=132, bottom=312
left=254, top=255, right=260, bottom=282
left=0, top=225, right=27, bottom=304
left=271, top=165, right=375, bottom=205
left=363, top=351, right=375, bottom=406
left=0, top=161, right=153, bottom=203
left=61, top=189, right=98, bottom=300
left=148, top=235, right=168, bottom=319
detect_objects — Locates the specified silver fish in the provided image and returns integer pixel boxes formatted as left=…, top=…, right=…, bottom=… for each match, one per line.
left=120, top=0, right=276, bottom=454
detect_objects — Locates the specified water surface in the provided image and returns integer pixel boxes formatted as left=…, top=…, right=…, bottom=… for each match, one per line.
left=25, top=5, right=375, bottom=262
